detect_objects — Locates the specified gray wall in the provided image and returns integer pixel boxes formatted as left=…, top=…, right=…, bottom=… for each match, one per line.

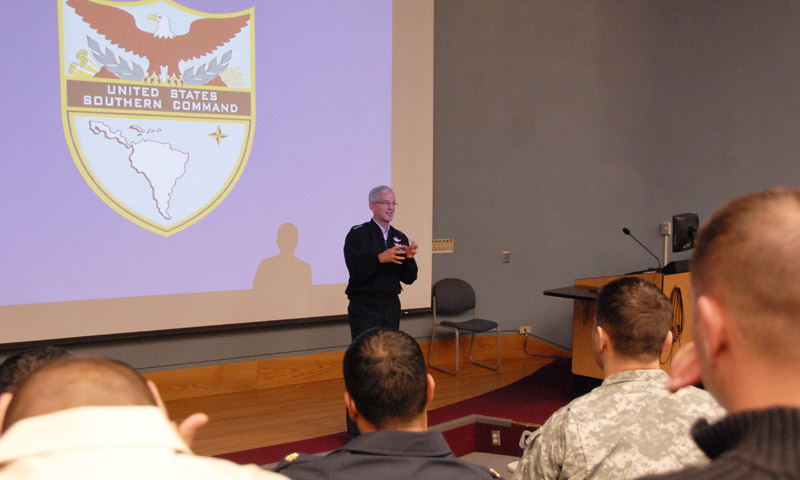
left=433, top=0, right=800, bottom=348
left=27, top=0, right=800, bottom=369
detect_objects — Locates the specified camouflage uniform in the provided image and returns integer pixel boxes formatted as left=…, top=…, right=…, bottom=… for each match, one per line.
left=513, top=369, right=724, bottom=480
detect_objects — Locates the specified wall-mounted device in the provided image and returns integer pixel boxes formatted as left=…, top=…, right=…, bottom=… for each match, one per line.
left=672, top=213, right=699, bottom=253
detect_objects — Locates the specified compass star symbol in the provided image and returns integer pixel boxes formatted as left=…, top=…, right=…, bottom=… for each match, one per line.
left=209, top=125, right=228, bottom=145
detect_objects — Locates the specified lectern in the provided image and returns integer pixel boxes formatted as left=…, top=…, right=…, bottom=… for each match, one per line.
left=546, top=272, right=692, bottom=379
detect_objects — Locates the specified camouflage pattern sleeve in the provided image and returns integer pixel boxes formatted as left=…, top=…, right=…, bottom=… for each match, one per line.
left=513, top=370, right=724, bottom=480
left=513, top=406, right=573, bottom=480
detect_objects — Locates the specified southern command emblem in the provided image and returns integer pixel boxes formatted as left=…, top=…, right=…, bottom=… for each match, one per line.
left=58, top=0, right=255, bottom=236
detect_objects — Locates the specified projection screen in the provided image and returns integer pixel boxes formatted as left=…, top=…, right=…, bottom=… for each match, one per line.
left=0, top=0, right=433, bottom=344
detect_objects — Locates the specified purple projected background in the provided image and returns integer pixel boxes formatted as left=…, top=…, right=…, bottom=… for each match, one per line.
left=0, top=0, right=391, bottom=307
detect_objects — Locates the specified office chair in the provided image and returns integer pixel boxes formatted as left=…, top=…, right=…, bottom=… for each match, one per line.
left=428, top=278, right=500, bottom=375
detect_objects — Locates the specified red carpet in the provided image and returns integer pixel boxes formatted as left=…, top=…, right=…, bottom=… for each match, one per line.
left=428, top=357, right=574, bottom=426
left=218, top=357, right=574, bottom=465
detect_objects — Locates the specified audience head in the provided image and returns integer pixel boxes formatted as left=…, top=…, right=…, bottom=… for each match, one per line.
left=686, top=187, right=800, bottom=410
left=1, top=356, right=157, bottom=432
left=343, top=328, right=431, bottom=430
left=594, top=276, right=673, bottom=363
left=0, top=346, right=70, bottom=394
left=691, top=187, right=800, bottom=359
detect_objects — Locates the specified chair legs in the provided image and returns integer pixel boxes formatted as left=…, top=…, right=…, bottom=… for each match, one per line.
left=429, top=323, right=459, bottom=375
left=523, top=332, right=563, bottom=359
left=469, top=326, right=500, bottom=371
left=429, top=324, right=501, bottom=375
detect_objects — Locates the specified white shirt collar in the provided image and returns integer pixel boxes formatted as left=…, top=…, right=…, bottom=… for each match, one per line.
left=372, top=218, right=390, bottom=241
left=0, top=405, right=190, bottom=464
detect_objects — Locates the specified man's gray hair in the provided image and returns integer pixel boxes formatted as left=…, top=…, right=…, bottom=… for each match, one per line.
left=369, top=185, right=393, bottom=203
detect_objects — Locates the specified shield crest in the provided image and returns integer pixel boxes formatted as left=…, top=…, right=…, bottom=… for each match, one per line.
left=58, top=0, right=255, bottom=236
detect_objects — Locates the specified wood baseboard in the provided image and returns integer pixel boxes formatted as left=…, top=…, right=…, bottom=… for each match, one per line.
left=144, top=333, right=569, bottom=402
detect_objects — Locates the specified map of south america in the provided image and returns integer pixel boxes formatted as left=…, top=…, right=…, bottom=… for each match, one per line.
left=88, top=120, right=189, bottom=220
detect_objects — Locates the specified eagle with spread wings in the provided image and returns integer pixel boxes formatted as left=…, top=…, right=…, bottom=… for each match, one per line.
left=66, top=0, right=249, bottom=84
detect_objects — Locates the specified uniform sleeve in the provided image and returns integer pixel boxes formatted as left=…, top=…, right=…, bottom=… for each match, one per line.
left=398, top=257, right=417, bottom=285
left=395, top=231, right=417, bottom=285
left=513, top=408, right=569, bottom=480
left=344, top=227, right=380, bottom=282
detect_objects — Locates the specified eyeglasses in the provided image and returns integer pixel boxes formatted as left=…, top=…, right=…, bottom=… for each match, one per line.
left=372, top=201, right=398, bottom=207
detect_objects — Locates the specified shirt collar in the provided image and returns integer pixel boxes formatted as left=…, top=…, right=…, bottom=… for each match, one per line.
left=342, top=430, right=453, bottom=457
left=371, top=218, right=391, bottom=240
left=0, top=405, right=190, bottom=464
left=601, top=368, right=669, bottom=386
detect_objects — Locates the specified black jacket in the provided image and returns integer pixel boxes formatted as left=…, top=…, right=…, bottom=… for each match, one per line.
left=275, top=429, right=500, bottom=479
left=343, top=220, right=417, bottom=306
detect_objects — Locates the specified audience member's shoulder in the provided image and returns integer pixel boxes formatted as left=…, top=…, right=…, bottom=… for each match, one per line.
left=634, top=463, right=709, bottom=480
left=466, top=460, right=503, bottom=479
left=179, top=456, right=290, bottom=480
left=673, top=385, right=725, bottom=417
left=274, top=450, right=502, bottom=479
left=273, top=452, right=326, bottom=479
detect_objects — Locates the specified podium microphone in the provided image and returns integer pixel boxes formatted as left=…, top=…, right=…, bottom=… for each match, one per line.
left=622, top=227, right=662, bottom=272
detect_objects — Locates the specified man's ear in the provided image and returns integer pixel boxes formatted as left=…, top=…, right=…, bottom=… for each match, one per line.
left=663, top=330, right=674, bottom=353
left=425, top=374, right=436, bottom=407
left=344, top=391, right=359, bottom=421
left=0, top=392, right=13, bottom=432
left=146, top=380, right=167, bottom=413
left=696, top=295, right=727, bottom=362
left=593, top=324, right=609, bottom=356
left=591, top=323, right=609, bottom=370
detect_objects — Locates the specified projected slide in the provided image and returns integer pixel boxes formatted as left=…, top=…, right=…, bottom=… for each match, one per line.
left=0, top=0, right=433, bottom=343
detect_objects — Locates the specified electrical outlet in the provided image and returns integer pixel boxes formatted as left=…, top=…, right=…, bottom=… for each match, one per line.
left=491, top=430, right=501, bottom=446
left=660, top=222, right=672, bottom=236
left=520, top=326, right=532, bottom=335
left=502, top=250, right=510, bottom=263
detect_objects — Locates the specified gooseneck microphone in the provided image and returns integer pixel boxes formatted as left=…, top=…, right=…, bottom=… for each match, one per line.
left=622, top=227, right=662, bottom=272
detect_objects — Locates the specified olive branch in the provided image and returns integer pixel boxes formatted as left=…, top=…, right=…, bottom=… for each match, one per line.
left=182, top=51, right=233, bottom=85
left=86, top=36, right=145, bottom=81
left=85, top=36, right=232, bottom=86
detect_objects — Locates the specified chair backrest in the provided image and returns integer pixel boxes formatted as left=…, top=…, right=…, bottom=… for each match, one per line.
left=432, top=278, right=476, bottom=315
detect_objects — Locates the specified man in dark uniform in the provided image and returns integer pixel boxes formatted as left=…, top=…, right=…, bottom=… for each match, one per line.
left=343, top=185, right=418, bottom=339
left=275, top=328, right=501, bottom=480
left=343, top=185, right=418, bottom=438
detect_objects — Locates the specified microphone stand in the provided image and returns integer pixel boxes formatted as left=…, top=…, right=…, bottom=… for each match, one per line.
left=622, top=227, right=662, bottom=274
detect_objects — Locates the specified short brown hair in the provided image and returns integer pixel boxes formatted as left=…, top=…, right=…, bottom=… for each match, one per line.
left=595, top=277, right=672, bottom=360
left=691, top=187, right=800, bottom=356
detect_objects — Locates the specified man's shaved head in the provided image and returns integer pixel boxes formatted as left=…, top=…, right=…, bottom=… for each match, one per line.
left=3, top=356, right=156, bottom=431
left=692, top=187, right=800, bottom=359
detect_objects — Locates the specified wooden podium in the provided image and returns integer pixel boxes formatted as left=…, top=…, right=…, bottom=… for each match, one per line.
left=547, top=272, right=693, bottom=379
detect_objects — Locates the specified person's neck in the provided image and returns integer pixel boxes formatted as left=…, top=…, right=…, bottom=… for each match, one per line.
left=359, top=414, right=427, bottom=434
left=719, top=356, right=800, bottom=413
left=601, top=355, right=661, bottom=378
left=373, top=217, right=390, bottom=231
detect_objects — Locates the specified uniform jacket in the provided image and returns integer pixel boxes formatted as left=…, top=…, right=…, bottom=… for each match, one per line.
left=513, top=369, right=725, bottom=480
left=637, top=407, right=800, bottom=480
left=344, top=219, right=417, bottom=305
left=275, top=429, right=500, bottom=480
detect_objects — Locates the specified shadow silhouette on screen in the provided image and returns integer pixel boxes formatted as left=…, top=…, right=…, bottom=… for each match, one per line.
left=252, top=223, right=313, bottom=316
